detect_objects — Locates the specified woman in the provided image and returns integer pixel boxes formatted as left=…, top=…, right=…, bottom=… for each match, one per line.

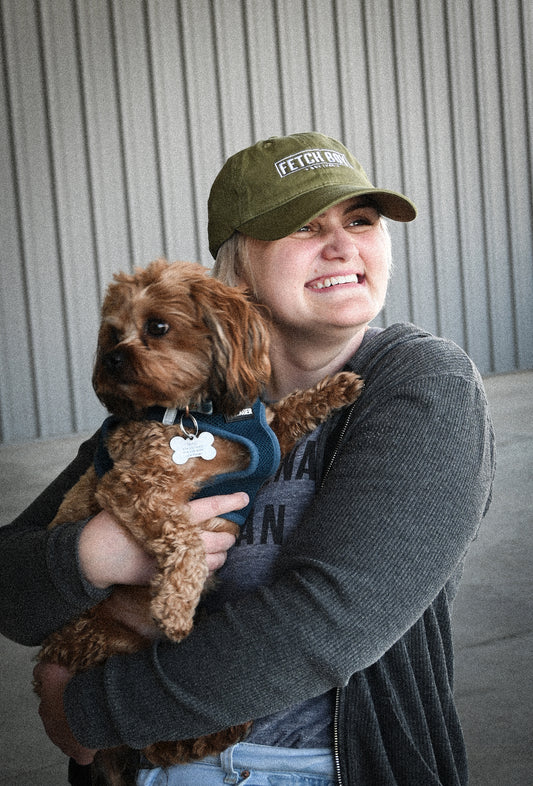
left=0, top=133, right=495, bottom=785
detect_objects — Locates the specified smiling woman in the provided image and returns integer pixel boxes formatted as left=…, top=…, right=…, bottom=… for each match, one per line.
left=239, top=201, right=391, bottom=396
left=214, top=195, right=393, bottom=400
left=3, top=133, right=495, bottom=786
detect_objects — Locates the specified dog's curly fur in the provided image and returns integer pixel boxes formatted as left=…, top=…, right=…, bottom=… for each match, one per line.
left=36, top=259, right=364, bottom=785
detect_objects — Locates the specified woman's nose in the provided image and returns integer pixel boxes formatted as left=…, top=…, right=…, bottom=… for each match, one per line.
left=320, top=227, right=358, bottom=261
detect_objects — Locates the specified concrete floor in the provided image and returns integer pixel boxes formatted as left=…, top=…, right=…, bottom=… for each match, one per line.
left=0, top=370, right=531, bottom=785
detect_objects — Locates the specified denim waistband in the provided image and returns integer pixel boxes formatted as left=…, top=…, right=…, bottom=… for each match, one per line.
left=139, top=742, right=334, bottom=774
left=207, top=742, right=334, bottom=772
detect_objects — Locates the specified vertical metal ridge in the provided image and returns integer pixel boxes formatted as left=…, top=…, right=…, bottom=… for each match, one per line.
left=360, top=2, right=376, bottom=175
left=271, top=0, right=286, bottom=135
left=107, top=0, right=134, bottom=269
left=142, top=0, right=168, bottom=260
left=0, top=0, right=41, bottom=439
left=469, top=0, right=496, bottom=372
left=519, top=0, right=533, bottom=192
left=416, top=0, right=441, bottom=339
left=493, top=0, right=520, bottom=370
left=174, top=0, right=201, bottom=260
left=331, top=0, right=346, bottom=143
left=301, top=0, right=316, bottom=131
left=441, top=0, right=469, bottom=355
left=496, top=0, right=533, bottom=370
left=72, top=0, right=102, bottom=299
left=206, top=3, right=224, bottom=167
left=517, top=0, right=533, bottom=368
left=388, top=0, right=415, bottom=324
left=240, top=0, right=257, bottom=143
left=209, top=0, right=227, bottom=160
left=211, top=1, right=227, bottom=160
left=471, top=0, right=517, bottom=372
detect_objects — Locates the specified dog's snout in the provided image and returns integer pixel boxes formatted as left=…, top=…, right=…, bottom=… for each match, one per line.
left=103, top=349, right=125, bottom=374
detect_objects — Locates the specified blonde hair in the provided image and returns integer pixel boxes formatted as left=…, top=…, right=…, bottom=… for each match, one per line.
left=212, top=232, right=255, bottom=288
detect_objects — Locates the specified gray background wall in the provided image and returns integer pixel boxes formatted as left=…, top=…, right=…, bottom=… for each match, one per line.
left=1, top=0, right=532, bottom=443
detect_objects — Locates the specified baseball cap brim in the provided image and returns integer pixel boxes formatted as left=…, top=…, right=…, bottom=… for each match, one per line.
left=235, top=184, right=417, bottom=242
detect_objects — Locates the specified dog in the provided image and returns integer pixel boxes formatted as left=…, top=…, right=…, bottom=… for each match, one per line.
left=36, top=259, right=364, bottom=785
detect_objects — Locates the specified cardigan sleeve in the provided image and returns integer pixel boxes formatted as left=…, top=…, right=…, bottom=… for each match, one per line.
left=0, top=431, right=109, bottom=644
left=63, top=330, right=495, bottom=751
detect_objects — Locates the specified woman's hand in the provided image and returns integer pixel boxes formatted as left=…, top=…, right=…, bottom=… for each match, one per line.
left=201, top=526, right=238, bottom=573
left=78, top=492, right=248, bottom=588
left=33, top=662, right=97, bottom=765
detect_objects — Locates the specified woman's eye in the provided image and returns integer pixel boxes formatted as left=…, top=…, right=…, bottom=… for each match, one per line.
left=348, top=207, right=380, bottom=227
left=145, top=318, right=170, bottom=337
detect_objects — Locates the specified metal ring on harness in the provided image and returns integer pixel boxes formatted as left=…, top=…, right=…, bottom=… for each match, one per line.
left=179, top=411, right=199, bottom=439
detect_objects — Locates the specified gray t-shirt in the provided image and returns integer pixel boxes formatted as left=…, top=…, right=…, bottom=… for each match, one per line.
left=202, top=423, right=334, bottom=747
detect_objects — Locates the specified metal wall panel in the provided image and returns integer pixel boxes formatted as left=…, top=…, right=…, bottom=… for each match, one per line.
left=0, top=0, right=531, bottom=442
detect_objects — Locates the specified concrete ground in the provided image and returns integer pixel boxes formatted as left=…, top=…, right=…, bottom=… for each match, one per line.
left=0, top=370, right=531, bottom=785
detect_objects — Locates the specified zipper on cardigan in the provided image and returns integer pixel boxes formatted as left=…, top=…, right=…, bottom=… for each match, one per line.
left=333, top=686, right=343, bottom=785
left=322, top=404, right=356, bottom=785
left=320, top=400, right=357, bottom=490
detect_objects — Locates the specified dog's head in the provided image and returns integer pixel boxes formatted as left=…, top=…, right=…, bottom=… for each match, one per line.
left=92, top=259, right=271, bottom=419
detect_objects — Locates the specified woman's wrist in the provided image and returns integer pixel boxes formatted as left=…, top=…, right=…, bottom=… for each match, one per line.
left=78, top=512, right=155, bottom=589
left=77, top=493, right=247, bottom=589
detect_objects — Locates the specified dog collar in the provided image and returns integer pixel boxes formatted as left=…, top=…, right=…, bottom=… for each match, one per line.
left=94, top=399, right=281, bottom=527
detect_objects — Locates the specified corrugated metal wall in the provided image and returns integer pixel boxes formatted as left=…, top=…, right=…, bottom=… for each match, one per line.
left=1, top=0, right=532, bottom=443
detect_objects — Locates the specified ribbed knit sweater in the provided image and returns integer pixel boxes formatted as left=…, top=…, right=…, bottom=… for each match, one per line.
left=0, top=324, right=495, bottom=785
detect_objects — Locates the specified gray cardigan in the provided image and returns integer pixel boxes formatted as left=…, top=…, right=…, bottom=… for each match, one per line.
left=0, top=324, right=495, bottom=785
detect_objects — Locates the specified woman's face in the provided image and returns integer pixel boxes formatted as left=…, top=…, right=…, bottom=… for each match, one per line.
left=242, top=197, right=392, bottom=343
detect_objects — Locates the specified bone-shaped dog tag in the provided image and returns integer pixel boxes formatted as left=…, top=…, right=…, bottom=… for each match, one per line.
left=169, top=432, right=217, bottom=465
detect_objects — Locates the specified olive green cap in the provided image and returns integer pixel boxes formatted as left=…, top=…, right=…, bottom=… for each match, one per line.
left=208, top=132, right=417, bottom=257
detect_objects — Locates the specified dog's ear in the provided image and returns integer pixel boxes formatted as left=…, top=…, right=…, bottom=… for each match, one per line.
left=194, top=278, right=271, bottom=413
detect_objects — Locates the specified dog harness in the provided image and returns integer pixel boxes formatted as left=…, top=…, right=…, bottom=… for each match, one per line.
left=94, top=398, right=281, bottom=527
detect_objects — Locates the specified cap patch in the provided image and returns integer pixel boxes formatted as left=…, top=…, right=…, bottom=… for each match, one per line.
left=274, top=148, right=355, bottom=178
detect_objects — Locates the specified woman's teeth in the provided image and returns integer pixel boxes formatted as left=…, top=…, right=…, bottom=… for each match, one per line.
left=311, top=274, right=360, bottom=290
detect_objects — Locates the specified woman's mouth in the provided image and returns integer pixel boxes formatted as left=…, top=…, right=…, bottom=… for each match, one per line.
left=307, top=273, right=363, bottom=290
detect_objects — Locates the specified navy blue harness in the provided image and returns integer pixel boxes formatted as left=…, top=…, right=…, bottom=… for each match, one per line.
left=94, top=398, right=281, bottom=527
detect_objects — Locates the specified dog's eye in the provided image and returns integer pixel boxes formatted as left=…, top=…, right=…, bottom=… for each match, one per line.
left=108, top=326, right=121, bottom=346
left=145, top=318, right=170, bottom=337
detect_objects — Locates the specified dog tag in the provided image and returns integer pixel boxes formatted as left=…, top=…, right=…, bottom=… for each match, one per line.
left=169, top=432, right=217, bottom=465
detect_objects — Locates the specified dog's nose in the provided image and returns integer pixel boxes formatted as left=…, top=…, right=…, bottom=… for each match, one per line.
left=103, top=350, right=125, bottom=374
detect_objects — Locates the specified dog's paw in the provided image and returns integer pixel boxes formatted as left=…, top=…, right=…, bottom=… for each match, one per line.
left=267, top=371, right=364, bottom=455
left=320, top=371, right=364, bottom=407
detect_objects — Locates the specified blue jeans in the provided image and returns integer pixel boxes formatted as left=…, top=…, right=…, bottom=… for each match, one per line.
left=136, top=742, right=336, bottom=785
